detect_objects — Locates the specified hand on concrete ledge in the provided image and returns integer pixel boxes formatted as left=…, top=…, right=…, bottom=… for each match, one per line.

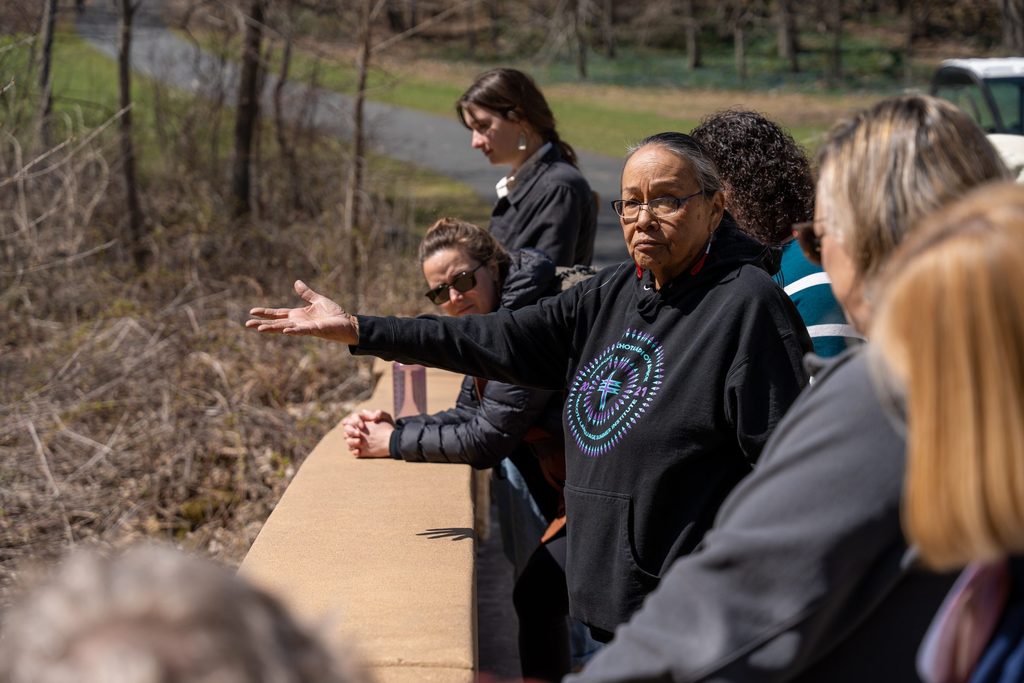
left=341, top=409, right=395, bottom=458
left=246, top=280, right=359, bottom=345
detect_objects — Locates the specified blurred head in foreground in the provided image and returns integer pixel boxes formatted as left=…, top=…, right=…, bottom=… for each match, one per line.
left=813, top=94, right=1008, bottom=332
left=871, top=182, right=1024, bottom=572
left=0, top=544, right=370, bottom=683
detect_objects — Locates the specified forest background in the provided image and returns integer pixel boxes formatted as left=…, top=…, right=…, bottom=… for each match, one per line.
left=1, top=0, right=1019, bottom=599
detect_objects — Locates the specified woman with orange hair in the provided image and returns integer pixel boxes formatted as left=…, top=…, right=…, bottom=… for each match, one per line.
left=871, top=182, right=1024, bottom=683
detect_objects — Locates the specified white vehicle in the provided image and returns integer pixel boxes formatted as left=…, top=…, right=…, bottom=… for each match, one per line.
left=931, top=58, right=1024, bottom=135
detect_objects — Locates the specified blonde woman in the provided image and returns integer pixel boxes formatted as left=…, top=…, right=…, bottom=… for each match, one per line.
left=871, top=182, right=1024, bottom=683
left=562, top=95, right=1010, bottom=682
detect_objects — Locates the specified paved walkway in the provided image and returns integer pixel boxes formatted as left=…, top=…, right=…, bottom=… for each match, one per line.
left=74, top=2, right=630, bottom=267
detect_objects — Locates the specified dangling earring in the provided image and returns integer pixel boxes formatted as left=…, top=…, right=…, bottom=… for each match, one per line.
left=517, top=131, right=527, bottom=151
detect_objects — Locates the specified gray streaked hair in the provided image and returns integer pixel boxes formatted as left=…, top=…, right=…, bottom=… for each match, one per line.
left=0, top=545, right=371, bottom=683
left=816, top=94, right=1009, bottom=283
left=626, top=132, right=722, bottom=195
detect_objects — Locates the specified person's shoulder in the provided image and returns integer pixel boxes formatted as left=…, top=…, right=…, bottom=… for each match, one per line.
left=810, top=346, right=873, bottom=392
left=503, top=249, right=557, bottom=308
left=757, top=346, right=904, bottom=473
left=785, top=347, right=892, bottom=435
left=557, top=261, right=634, bottom=306
left=539, top=155, right=592, bottom=191
left=718, top=260, right=797, bottom=312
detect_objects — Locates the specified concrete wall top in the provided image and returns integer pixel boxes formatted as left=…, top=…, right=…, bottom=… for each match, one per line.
left=240, top=360, right=476, bottom=683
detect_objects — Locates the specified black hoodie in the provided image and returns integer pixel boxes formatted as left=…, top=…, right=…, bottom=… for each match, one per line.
left=354, top=220, right=811, bottom=634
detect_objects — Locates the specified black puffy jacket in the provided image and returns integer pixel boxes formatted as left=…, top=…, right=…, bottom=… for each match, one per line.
left=388, top=249, right=565, bottom=518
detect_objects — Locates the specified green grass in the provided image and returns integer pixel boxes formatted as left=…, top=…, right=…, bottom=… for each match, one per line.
left=371, top=154, right=491, bottom=230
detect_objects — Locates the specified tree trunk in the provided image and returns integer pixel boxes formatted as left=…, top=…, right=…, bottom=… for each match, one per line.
left=1003, top=0, right=1024, bottom=53
left=574, top=0, right=588, bottom=79
left=467, top=0, right=477, bottom=57
left=601, top=0, right=615, bottom=58
left=385, top=0, right=408, bottom=32
left=904, top=0, right=915, bottom=86
left=118, top=0, right=146, bottom=271
left=231, top=0, right=265, bottom=218
left=858, top=0, right=879, bottom=14
left=274, top=5, right=302, bottom=211
left=345, top=0, right=374, bottom=305
left=488, top=0, right=501, bottom=43
left=682, top=0, right=701, bottom=70
left=37, top=0, right=58, bottom=135
left=734, top=22, right=747, bottom=84
left=827, top=0, right=842, bottom=85
left=776, top=0, right=799, bottom=73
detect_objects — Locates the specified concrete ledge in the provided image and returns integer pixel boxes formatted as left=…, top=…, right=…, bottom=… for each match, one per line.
left=240, top=360, right=476, bottom=683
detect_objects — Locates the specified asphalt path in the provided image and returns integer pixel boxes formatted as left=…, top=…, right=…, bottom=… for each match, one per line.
left=74, top=2, right=630, bottom=267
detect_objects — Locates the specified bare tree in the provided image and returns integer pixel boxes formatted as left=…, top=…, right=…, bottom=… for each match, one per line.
left=385, top=0, right=410, bottom=32
left=776, top=0, right=799, bottom=73
left=118, top=0, right=147, bottom=270
left=733, top=0, right=754, bottom=84
left=37, top=0, right=58, bottom=137
left=573, top=0, right=590, bottom=79
left=1003, top=0, right=1024, bottom=53
left=345, top=0, right=383, bottom=304
left=903, top=0, right=917, bottom=86
left=272, top=2, right=302, bottom=211
left=231, top=0, right=267, bottom=218
left=822, top=0, right=842, bottom=85
left=487, top=0, right=502, bottom=43
left=681, top=0, right=702, bottom=70
left=600, top=0, right=616, bottom=58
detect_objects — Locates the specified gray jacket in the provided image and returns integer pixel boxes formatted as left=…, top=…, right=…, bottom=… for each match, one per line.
left=567, top=348, right=955, bottom=682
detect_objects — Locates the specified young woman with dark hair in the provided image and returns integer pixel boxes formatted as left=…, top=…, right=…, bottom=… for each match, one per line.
left=456, top=69, right=596, bottom=267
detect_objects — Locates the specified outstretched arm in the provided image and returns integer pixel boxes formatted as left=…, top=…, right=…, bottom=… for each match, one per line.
left=246, top=280, right=359, bottom=344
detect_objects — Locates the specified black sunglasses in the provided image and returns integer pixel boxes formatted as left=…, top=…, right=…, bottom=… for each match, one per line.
left=792, top=221, right=824, bottom=265
left=424, top=263, right=486, bottom=305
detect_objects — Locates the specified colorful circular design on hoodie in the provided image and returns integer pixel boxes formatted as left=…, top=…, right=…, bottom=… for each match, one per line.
left=566, top=328, right=664, bottom=457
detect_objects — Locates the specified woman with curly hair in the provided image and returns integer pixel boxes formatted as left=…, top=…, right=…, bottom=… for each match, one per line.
left=692, top=109, right=861, bottom=357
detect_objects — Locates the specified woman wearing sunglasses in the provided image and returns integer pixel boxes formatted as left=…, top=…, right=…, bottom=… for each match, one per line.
left=560, top=96, right=1010, bottom=683
left=340, top=217, right=577, bottom=681
left=870, top=182, right=1024, bottom=683
left=248, top=132, right=812, bottom=646
left=458, top=68, right=596, bottom=267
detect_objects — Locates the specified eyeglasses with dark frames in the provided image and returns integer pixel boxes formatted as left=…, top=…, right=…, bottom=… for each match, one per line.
left=792, top=220, right=826, bottom=265
left=424, top=263, right=486, bottom=305
left=611, top=191, right=704, bottom=222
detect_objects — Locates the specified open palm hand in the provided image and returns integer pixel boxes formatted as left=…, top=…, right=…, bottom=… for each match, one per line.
left=246, top=280, right=359, bottom=345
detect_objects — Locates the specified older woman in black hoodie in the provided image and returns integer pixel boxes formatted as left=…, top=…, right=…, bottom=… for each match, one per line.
left=561, top=96, right=1011, bottom=683
left=247, top=133, right=811, bottom=646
